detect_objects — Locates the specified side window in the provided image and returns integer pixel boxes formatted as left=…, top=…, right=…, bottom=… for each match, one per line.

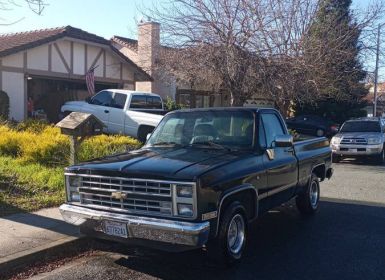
left=147, top=96, right=163, bottom=109
left=112, top=93, right=127, bottom=109
left=261, top=113, right=285, bottom=148
left=130, top=95, right=146, bottom=109
left=91, top=91, right=113, bottom=106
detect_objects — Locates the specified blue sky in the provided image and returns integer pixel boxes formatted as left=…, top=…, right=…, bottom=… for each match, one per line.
left=0, top=0, right=383, bottom=80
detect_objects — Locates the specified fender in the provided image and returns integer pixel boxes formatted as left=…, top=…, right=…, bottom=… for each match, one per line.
left=214, top=184, right=258, bottom=237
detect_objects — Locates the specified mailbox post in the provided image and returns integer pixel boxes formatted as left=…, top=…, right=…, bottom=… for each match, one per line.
left=56, top=112, right=105, bottom=165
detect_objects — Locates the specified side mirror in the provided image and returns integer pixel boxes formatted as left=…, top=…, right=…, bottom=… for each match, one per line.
left=146, top=133, right=152, bottom=141
left=275, top=135, right=293, bottom=148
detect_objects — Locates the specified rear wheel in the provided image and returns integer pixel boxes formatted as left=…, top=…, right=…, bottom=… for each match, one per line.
left=207, top=201, right=247, bottom=266
left=296, top=174, right=320, bottom=215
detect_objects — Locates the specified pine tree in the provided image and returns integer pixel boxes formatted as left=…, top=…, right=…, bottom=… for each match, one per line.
left=296, top=0, right=368, bottom=123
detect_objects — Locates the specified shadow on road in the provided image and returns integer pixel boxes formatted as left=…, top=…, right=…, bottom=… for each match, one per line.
left=111, top=200, right=385, bottom=280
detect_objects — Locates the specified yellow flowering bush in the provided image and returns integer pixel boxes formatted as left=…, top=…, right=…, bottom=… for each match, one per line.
left=0, top=121, right=141, bottom=166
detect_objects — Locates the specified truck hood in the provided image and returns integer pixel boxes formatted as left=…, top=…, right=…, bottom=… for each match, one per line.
left=67, top=147, right=247, bottom=181
left=335, top=132, right=383, bottom=139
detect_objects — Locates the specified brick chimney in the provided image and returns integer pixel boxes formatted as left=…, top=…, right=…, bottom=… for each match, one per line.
left=136, top=20, right=160, bottom=92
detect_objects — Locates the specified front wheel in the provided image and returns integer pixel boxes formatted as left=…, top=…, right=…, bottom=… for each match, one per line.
left=296, top=174, right=320, bottom=215
left=207, top=201, right=247, bottom=266
left=375, top=147, right=385, bottom=165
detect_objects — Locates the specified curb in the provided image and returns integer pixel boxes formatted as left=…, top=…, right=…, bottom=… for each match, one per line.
left=0, top=236, right=88, bottom=277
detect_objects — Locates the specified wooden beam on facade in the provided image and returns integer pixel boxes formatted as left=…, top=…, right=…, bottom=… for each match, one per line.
left=103, top=50, right=106, bottom=78
left=48, top=44, right=52, bottom=72
left=70, top=41, right=74, bottom=74
left=0, top=65, right=135, bottom=85
left=53, top=43, right=71, bottom=74
left=84, top=44, right=88, bottom=73
left=90, top=48, right=103, bottom=70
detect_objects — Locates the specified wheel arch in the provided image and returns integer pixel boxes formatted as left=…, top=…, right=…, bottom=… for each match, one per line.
left=312, top=163, right=326, bottom=181
left=214, top=185, right=258, bottom=237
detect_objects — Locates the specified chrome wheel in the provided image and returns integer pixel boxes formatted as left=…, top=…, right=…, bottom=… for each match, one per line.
left=227, top=214, right=245, bottom=255
left=310, top=181, right=319, bottom=209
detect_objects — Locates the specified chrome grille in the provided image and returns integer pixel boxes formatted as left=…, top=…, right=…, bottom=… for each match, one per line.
left=340, top=137, right=367, bottom=145
left=77, top=175, right=173, bottom=216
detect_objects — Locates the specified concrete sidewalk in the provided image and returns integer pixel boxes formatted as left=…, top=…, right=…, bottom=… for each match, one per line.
left=0, top=208, right=82, bottom=274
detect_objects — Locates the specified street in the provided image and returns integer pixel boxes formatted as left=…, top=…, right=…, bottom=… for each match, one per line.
left=20, top=161, right=385, bottom=280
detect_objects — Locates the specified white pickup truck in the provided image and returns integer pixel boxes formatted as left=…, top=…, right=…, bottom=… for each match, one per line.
left=60, top=90, right=166, bottom=142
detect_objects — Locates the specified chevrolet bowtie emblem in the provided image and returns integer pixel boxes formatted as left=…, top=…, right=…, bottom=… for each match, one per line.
left=111, top=192, right=127, bottom=200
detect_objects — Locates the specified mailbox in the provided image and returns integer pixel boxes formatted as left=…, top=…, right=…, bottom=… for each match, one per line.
left=56, top=112, right=105, bottom=164
left=56, top=112, right=105, bottom=137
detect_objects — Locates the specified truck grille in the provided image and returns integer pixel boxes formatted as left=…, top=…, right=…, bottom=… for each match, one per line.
left=340, top=137, right=367, bottom=145
left=77, top=175, right=174, bottom=216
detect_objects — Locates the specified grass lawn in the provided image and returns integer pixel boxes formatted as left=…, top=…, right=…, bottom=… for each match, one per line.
left=0, top=156, right=65, bottom=216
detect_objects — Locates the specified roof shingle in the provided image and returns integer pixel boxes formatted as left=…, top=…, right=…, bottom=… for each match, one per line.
left=0, top=26, right=109, bottom=57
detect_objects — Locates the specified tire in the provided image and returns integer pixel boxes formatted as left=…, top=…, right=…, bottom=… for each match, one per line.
left=316, top=128, right=325, bottom=137
left=207, top=201, right=248, bottom=266
left=296, top=174, right=320, bottom=215
left=375, top=147, right=385, bottom=165
left=332, top=154, right=341, bottom=163
left=137, top=126, right=154, bottom=143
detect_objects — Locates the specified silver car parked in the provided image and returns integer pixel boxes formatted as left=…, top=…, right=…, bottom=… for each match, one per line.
left=330, top=117, right=385, bottom=164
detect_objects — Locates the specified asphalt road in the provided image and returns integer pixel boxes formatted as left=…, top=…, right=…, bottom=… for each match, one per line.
left=26, top=160, right=385, bottom=280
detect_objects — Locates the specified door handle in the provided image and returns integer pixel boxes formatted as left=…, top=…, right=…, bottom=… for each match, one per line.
left=104, top=110, right=109, bottom=113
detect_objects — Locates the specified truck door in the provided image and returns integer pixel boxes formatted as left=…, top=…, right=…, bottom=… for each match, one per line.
left=260, top=112, right=298, bottom=207
left=88, top=90, right=113, bottom=132
left=107, top=92, right=127, bottom=134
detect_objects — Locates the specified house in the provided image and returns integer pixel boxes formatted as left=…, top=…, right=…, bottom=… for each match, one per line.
left=0, top=26, right=151, bottom=122
left=111, top=21, right=231, bottom=108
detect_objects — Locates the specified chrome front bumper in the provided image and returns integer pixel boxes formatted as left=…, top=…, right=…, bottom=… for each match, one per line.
left=59, top=204, right=210, bottom=247
left=331, top=144, right=383, bottom=156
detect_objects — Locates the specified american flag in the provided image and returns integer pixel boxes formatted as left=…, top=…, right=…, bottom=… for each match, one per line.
left=85, top=68, right=95, bottom=96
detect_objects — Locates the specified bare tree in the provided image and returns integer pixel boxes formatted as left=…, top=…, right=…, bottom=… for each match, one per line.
left=0, top=0, right=47, bottom=25
left=145, top=0, right=384, bottom=113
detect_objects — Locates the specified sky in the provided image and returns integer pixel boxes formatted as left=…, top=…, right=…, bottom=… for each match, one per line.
left=0, top=0, right=383, bottom=80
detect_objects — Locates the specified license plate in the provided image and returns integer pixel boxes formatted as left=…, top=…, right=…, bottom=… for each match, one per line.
left=103, top=220, right=128, bottom=238
left=349, top=149, right=357, bottom=152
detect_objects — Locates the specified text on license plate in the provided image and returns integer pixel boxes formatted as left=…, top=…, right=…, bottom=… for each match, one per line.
left=103, top=221, right=128, bottom=238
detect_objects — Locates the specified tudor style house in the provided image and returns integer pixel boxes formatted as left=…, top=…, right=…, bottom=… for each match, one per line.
left=0, top=26, right=151, bottom=122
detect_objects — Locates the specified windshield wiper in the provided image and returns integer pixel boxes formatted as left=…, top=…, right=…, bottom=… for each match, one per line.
left=151, top=141, right=181, bottom=147
left=190, top=141, right=232, bottom=151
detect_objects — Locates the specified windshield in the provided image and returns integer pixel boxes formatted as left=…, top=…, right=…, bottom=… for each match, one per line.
left=147, top=110, right=255, bottom=149
left=340, top=121, right=381, bottom=133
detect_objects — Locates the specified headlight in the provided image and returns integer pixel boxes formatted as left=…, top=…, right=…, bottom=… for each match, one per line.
left=368, top=138, right=382, bottom=145
left=331, top=137, right=341, bottom=145
left=68, top=176, right=81, bottom=188
left=172, top=183, right=196, bottom=218
left=66, top=175, right=81, bottom=202
left=177, top=203, right=194, bottom=217
left=176, top=185, right=193, bottom=198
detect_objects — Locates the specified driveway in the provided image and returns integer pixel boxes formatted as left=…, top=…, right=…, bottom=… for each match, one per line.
left=24, top=162, right=385, bottom=280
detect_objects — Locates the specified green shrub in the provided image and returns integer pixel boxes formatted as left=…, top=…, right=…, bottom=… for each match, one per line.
left=164, top=96, right=184, bottom=111
left=0, top=91, right=9, bottom=120
left=78, top=134, right=141, bottom=162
